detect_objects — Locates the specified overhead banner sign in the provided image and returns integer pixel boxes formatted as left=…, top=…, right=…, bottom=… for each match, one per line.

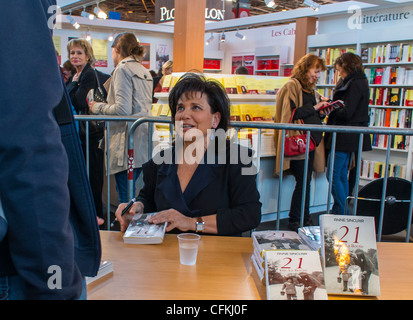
left=155, top=0, right=232, bottom=23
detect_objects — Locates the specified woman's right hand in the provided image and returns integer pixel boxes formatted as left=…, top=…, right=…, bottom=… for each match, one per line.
left=314, top=101, right=329, bottom=111
left=115, top=201, right=144, bottom=232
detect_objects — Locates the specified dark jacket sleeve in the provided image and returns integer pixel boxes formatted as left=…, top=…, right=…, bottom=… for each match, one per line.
left=216, top=148, right=262, bottom=235
left=136, top=159, right=158, bottom=213
left=292, top=98, right=318, bottom=121
left=0, top=0, right=83, bottom=299
left=67, top=65, right=96, bottom=114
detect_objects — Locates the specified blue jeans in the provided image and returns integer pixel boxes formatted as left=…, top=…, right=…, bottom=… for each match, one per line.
left=114, top=168, right=142, bottom=204
left=328, top=151, right=351, bottom=215
left=0, top=275, right=87, bottom=300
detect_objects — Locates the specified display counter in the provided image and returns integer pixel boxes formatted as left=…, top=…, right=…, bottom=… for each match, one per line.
left=87, top=231, right=413, bottom=300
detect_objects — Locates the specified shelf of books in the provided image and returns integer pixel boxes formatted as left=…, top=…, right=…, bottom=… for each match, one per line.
left=153, top=72, right=289, bottom=157
left=308, top=36, right=413, bottom=183
left=254, top=45, right=290, bottom=77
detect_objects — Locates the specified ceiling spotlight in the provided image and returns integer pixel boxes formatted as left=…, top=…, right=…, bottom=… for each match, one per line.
left=81, top=8, right=95, bottom=20
left=67, top=14, right=80, bottom=29
left=94, top=3, right=107, bottom=19
left=220, top=32, right=226, bottom=43
left=205, top=33, right=214, bottom=45
left=264, top=0, right=277, bottom=8
left=235, top=31, right=246, bottom=40
left=107, top=33, right=115, bottom=41
left=303, top=0, right=320, bottom=11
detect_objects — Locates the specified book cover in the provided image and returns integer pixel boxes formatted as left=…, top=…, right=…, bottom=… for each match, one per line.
left=222, top=77, right=238, bottom=94
left=123, top=213, right=167, bottom=244
left=265, top=250, right=328, bottom=300
left=320, top=214, right=380, bottom=296
left=318, top=100, right=344, bottom=115
left=252, top=230, right=310, bottom=255
left=389, top=88, right=401, bottom=106
left=405, top=90, right=413, bottom=106
left=234, top=75, right=249, bottom=94
left=160, top=75, right=176, bottom=93
left=230, top=104, right=241, bottom=121
left=252, top=230, right=311, bottom=267
left=374, top=68, right=384, bottom=85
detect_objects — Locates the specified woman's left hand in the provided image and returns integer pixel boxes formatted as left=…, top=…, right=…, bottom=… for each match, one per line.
left=148, top=209, right=195, bottom=232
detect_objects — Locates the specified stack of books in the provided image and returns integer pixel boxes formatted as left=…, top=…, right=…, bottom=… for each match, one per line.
left=251, top=230, right=327, bottom=300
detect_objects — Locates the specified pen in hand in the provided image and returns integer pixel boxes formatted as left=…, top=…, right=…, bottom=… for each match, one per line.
left=110, top=197, right=137, bottom=228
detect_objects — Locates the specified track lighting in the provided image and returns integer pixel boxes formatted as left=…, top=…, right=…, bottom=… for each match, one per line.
left=205, top=33, right=214, bottom=45
left=264, top=0, right=277, bottom=8
left=303, top=0, right=320, bottom=11
left=220, top=32, right=226, bottom=43
left=67, top=14, right=80, bottom=29
left=94, top=3, right=107, bottom=19
left=85, top=29, right=92, bottom=41
left=235, top=31, right=246, bottom=40
left=107, top=33, right=115, bottom=41
left=81, top=8, right=95, bottom=20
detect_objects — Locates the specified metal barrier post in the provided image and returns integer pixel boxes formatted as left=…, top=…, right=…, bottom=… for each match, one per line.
left=276, top=130, right=286, bottom=230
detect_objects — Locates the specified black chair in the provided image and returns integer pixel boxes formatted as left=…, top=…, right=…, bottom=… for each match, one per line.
left=347, top=177, right=413, bottom=241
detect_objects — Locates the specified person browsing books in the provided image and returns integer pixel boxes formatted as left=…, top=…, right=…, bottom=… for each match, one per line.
left=115, top=72, right=262, bottom=236
left=324, top=52, right=372, bottom=215
left=88, top=32, right=153, bottom=205
left=273, top=54, right=329, bottom=232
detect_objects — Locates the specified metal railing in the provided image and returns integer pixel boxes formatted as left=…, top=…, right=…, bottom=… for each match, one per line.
left=75, top=115, right=413, bottom=242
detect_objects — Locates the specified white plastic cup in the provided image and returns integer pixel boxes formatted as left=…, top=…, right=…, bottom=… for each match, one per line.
left=177, top=233, right=201, bottom=265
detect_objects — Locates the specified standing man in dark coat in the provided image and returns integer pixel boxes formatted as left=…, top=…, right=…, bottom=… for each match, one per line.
left=0, top=0, right=101, bottom=299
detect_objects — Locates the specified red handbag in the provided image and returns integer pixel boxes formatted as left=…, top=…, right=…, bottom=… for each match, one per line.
left=284, top=109, right=316, bottom=157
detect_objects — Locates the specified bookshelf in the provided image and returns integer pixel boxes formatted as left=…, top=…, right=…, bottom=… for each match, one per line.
left=203, top=50, right=224, bottom=73
left=307, top=28, right=413, bottom=182
left=254, top=45, right=290, bottom=77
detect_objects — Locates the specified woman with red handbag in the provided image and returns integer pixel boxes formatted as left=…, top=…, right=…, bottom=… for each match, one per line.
left=274, top=54, right=329, bottom=232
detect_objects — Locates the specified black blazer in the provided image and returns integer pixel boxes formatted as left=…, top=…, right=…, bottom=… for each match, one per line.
left=136, top=141, right=262, bottom=236
left=67, top=62, right=98, bottom=115
left=325, top=71, right=372, bottom=153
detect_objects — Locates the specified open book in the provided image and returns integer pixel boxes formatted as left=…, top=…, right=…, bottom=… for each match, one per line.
left=123, top=213, right=167, bottom=244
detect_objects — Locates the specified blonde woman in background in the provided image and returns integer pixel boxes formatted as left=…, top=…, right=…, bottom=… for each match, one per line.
left=66, top=38, right=104, bottom=223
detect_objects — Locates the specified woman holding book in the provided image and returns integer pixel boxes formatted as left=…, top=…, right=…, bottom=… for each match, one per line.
left=325, top=52, right=372, bottom=215
left=115, top=72, right=262, bottom=236
left=274, top=54, right=328, bottom=232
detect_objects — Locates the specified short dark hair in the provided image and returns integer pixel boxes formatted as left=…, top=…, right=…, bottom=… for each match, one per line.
left=334, top=52, right=364, bottom=74
left=168, top=73, right=230, bottom=131
left=235, top=66, right=249, bottom=75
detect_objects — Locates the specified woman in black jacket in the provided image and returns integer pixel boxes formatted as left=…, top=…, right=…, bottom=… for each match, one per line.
left=66, top=38, right=105, bottom=223
left=325, top=52, right=372, bottom=215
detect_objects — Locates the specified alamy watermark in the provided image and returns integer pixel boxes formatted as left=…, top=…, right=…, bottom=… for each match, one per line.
left=47, top=5, right=62, bottom=30
left=347, top=4, right=411, bottom=30
left=148, top=123, right=257, bottom=176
